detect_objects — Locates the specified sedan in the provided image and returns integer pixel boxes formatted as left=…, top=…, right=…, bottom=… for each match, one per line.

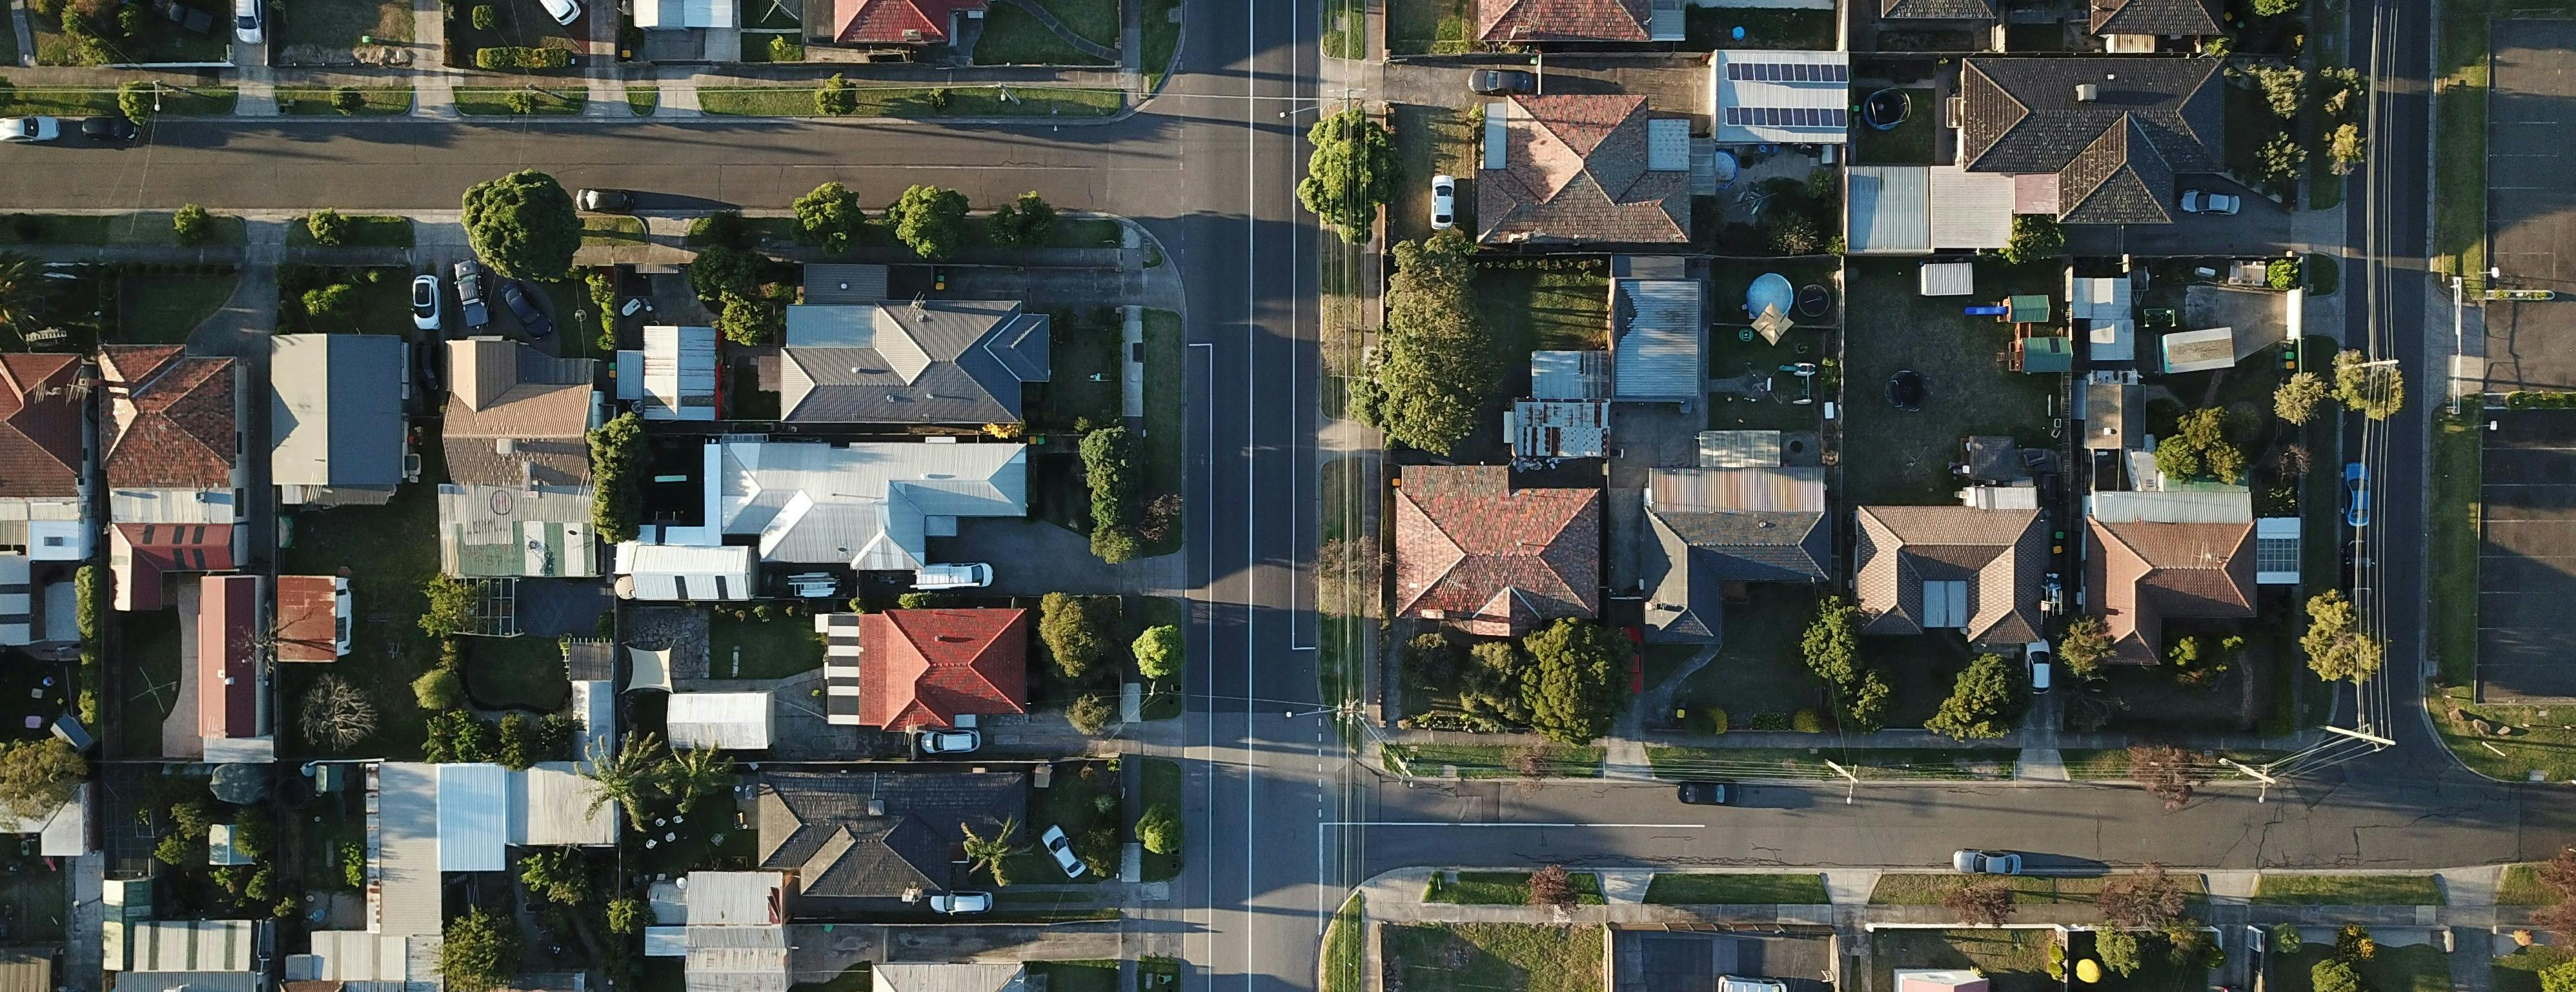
left=1674, top=781, right=1732, bottom=805
left=1469, top=68, right=1537, bottom=96
left=2344, top=462, right=2369, bottom=529
left=500, top=280, right=553, bottom=338
left=1886, top=370, right=1924, bottom=411
left=2180, top=190, right=2241, bottom=215
left=1040, top=825, right=1088, bottom=879
left=538, top=0, right=582, bottom=25
left=1430, top=174, right=1457, bottom=231
left=0, top=117, right=61, bottom=143
left=1952, top=849, right=2023, bottom=875
left=917, top=729, right=981, bottom=754
left=577, top=188, right=636, bottom=212
left=80, top=116, right=137, bottom=142
left=411, top=274, right=445, bottom=332
left=928, top=892, right=991, bottom=915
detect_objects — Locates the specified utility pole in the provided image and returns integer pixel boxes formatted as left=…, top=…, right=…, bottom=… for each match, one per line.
left=2219, top=758, right=2277, bottom=803
left=1822, top=760, right=1859, bottom=805
left=2322, top=724, right=2397, bottom=748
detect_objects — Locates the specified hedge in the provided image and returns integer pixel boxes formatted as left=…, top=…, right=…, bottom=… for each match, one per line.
left=474, top=46, right=573, bottom=70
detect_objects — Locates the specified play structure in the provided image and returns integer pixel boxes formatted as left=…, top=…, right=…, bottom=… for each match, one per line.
left=1747, top=272, right=1796, bottom=343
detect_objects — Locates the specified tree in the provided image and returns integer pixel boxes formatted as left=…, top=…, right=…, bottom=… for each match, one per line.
left=2096, top=929, right=2145, bottom=977
left=815, top=73, right=858, bottom=116
left=2273, top=922, right=2304, bottom=954
left=1527, top=865, right=1577, bottom=909
left=1925, top=654, right=2020, bottom=740
left=2311, top=959, right=2364, bottom=992
left=2540, top=962, right=2576, bottom=992
left=0, top=254, right=45, bottom=335
left=2098, top=864, right=2189, bottom=928
left=2337, top=923, right=2377, bottom=961
left=461, top=169, right=580, bottom=281
left=307, top=208, right=350, bottom=246
left=886, top=184, right=971, bottom=260
left=962, top=816, right=1028, bottom=886
left=1081, top=426, right=1143, bottom=562
left=441, top=907, right=523, bottom=992
left=1843, top=670, right=1892, bottom=732
left=988, top=190, right=1059, bottom=248
left=2301, top=589, right=2384, bottom=682
left=498, top=713, right=538, bottom=770
left=1800, top=596, right=1861, bottom=689
left=1140, top=804, right=1182, bottom=855
left=2332, top=349, right=2406, bottom=420
left=686, top=244, right=759, bottom=305
left=791, top=181, right=864, bottom=254
left=2129, top=746, right=2202, bottom=811
left=2155, top=407, right=2245, bottom=484
left=588, top=411, right=647, bottom=542
left=1067, top=693, right=1115, bottom=734
left=172, top=204, right=211, bottom=246
left=583, top=733, right=669, bottom=828
left=1352, top=231, right=1493, bottom=454
left=2329, top=123, right=2366, bottom=175
left=1133, top=624, right=1183, bottom=680
left=1297, top=108, right=1397, bottom=234
left=411, top=667, right=462, bottom=710
left=607, top=896, right=648, bottom=935
left=1040, top=592, right=1110, bottom=679
left=1943, top=879, right=2016, bottom=926
left=299, top=674, right=378, bottom=750
left=2259, top=134, right=2307, bottom=185
left=154, top=833, right=188, bottom=865
left=2277, top=371, right=2330, bottom=425
left=2057, top=616, right=2113, bottom=681
left=1519, top=619, right=1625, bottom=745
left=0, top=740, right=85, bottom=820
left=716, top=290, right=783, bottom=346
left=518, top=848, right=594, bottom=906
left=2250, top=65, right=2306, bottom=117
left=118, top=80, right=154, bottom=123
left=420, top=574, right=478, bottom=638
left=660, top=747, right=737, bottom=811
left=2000, top=215, right=2063, bottom=265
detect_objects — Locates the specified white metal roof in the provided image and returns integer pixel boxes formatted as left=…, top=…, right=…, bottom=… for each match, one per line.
left=1, top=782, right=88, bottom=856
left=685, top=871, right=786, bottom=926
left=117, top=920, right=256, bottom=973
left=686, top=925, right=790, bottom=992
left=667, top=692, right=774, bottom=751
left=2088, top=489, right=2253, bottom=524
left=1927, top=168, right=2015, bottom=249
left=376, top=762, right=443, bottom=936
left=573, top=680, right=616, bottom=766
left=877, top=963, right=1029, bottom=992
left=437, top=763, right=508, bottom=872
left=709, top=439, right=1028, bottom=571
left=1530, top=350, right=1611, bottom=400
left=643, top=325, right=720, bottom=421
left=512, top=762, right=618, bottom=846
left=614, top=542, right=756, bottom=602
left=1611, top=278, right=1703, bottom=402
left=298, top=932, right=416, bottom=982
left=2160, top=326, right=2239, bottom=373
left=1919, top=262, right=1976, bottom=297
left=1714, top=50, right=1851, bottom=143
left=634, top=0, right=735, bottom=27
left=645, top=927, right=691, bottom=957
left=1846, top=166, right=1929, bottom=254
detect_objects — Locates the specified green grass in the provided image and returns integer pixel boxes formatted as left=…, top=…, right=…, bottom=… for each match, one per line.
left=277, top=444, right=448, bottom=759
left=582, top=215, right=649, bottom=248
left=1647, top=745, right=2018, bottom=780
left=1321, top=0, right=1367, bottom=57
left=627, top=86, right=659, bottom=116
left=1384, top=743, right=1605, bottom=778
left=2249, top=873, right=2446, bottom=905
left=1142, top=0, right=1181, bottom=88
left=1381, top=924, right=1604, bottom=992
left=1477, top=264, right=1609, bottom=357
left=1426, top=871, right=1605, bottom=906
left=1872, top=930, right=2058, bottom=992
left=1139, top=309, right=1184, bottom=557
left=281, top=267, right=412, bottom=335
left=2496, top=946, right=2574, bottom=992
left=277, top=87, right=414, bottom=116
left=973, top=0, right=1116, bottom=65
left=1871, top=873, right=2208, bottom=906
left=118, top=272, right=238, bottom=344
left=1672, top=585, right=1823, bottom=728
left=1323, top=894, right=1365, bottom=992
left=1643, top=873, right=1827, bottom=905
left=1132, top=596, right=1184, bottom=720
left=114, top=609, right=182, bottom=758
left=0, top=81, right=231, bottom=116
left=2433, top=699, right=2576, bottom=782
left=2306, top=253, right=2342, bottom=296
left=453, top=87, right=588, bottom=116
left=2273, top=945, right=2451, bottom=992
left=1852, top=88, right=1936, bottom=164
left=1033, top=962, right=1121, bottom=992
left=2433, top=0, right=2490, bottom=283
left=1139, top=757, right=1182, bottom=881
left=2430, top=412, right=2480, bottom=692
left=699, top=84, right=1123, bottom=117
left=0, top=850, right=63, bottom=944
left=275, top=0, right=412, bottom=52
left=634, top=807, right=759, bottom=878
left=1684, top=7, right=1838, bottom=48
left=1137, top=957, right=1179, bottom=992
left=1841, top=257, right=2063, bottom=505
left=996, top=759, right=1117, bottom=885
left=740, top=33, right=804, bottom=63
left=463, top=635, right=569, bottom=710
left=288, top=214, right=413, bottom=248
left=0, top=212, right=243, bottom=247
left=2497, top=863, right=2557, bottom=906
left=1386, top=0, right=1466, bottom=54
left=707, top=614, right=825, bottom=680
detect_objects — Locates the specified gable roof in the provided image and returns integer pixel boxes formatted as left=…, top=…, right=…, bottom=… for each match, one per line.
left=1474, top=0, right=1652, bottom=41
left=196, top=574, right=258, bottom=741
left=756, top=771, right=1026, bottom=900
left=1395, top=465, right=1600, bottom=636
left=2089, top=0, right=2221, bottom=35
left=1477, top=95, right=1691, bottom=245
left=857, top=609, right=1030, bottom=731
left=112, top=522, right=237, bottom=611
left=1958, top=58, right=2223, bottom=223
left=780, top=301, right=1050, bottom=425
left=1853, top=505, right=2046, bottom=645
left=714, top=440, right=1028, bottom=570
left=270, top=334, right=407, bottom=491
left=1881, top=0, right=1997, bottom=18
left=443, top=338, right=597, bottom=488
left=2085, top=518, right=2256, bottom=663
left=101, top=346, right=236, bottom=491
left=0, top=354, right=83, bottom=499
left=829, top=0, right=986, bottom=43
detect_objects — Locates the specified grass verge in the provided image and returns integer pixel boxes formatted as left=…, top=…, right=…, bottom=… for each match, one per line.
left=1426, top=871, right=1605, bottom=906
left=1323, top=893, right=1365, bottom=992
left=452, top=86, right=587, bottom=116
left=277, top=86, right=414, bottom=116
left=698, top=84, right=1121, bottom=117
left=1871, top=873, right=2207, bottom=906
left=1384, top=743, right=1605, bottom=778
left=2434, top=0, right=2488, bottom=283
left=287, top=214, right=412, bottom=248
left=2248, top=873, right=2445, bottom=905
left=627, top=85, right=659, bottom=116
left=1643, top=873, right=1827, bottom=904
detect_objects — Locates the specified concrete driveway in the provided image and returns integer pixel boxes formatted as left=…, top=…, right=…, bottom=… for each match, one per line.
left=929, top=518, right=1185, bottom=596
left=2064, top=176, right=2298, bottom=256
left=1381, top=54, right=1714, bottom=123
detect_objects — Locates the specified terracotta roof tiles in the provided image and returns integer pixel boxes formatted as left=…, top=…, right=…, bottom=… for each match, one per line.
left=0, top=354, right=84, bottom=499
left=1395, top=465, right=1600, bottom=637
left=100, top=346, right=236, bottom=491
left=857, top=608, right=1030, bottom=731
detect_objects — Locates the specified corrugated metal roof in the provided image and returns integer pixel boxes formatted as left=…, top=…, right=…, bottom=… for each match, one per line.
left=685, top=926, right=791, bottom=992
left=1698, top=430, right=1783, bottom=468
left=514, top=762, right=617, bottom=846
left=716, top=440, right=1027, bottom=571
left=2159, top=326, right=2238, bottom=372
left=668, top=692, right=774, bottom=750
left=1846, top=166, right=1930, bottom=254
left=437, top=763, right=508, bottom=871
left=270, top=334, right=407, bottom=489
left=439, top=483, right=600, bottom=579
left=877, top=964, right=1030, bottom=992
left=645, top=927, right=690, bottom=957
left=573, top=680, right=616, bottom=764
left=1508, top=401, right=1608, bottom=458
left=1611, top=278, right=1703, bottom=401
left=614, top=542, right=756, bottom=601
left=377, top=762, right=442, bottom=936
left=1530, top=350, right=1611, bottom=400
left=2090, top=489, right=2253, bottom=523
left=644, top=325, right=720, bottom=422
left=301, top=932, right=414, bottom=981
left=1647, top=467, right=1825, bottom=512
left=685, top=871, right=786, bottom=925
left=1646, top=118, right=1693, bottom=170
left=121, top=920, right=254, bottom=972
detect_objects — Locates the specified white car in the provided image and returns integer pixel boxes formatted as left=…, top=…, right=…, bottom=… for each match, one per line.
left=917, top=729, right=981, bottom=754
left=1430, top=174, right=1457, bottom=230
left=2180, top=190, right=2240, bottom=215
left=2024, top=640, right=2053, bottom=694
left=232, top=0, right=261, bottom=44
left=928, top=892, right=991, bottom=915
left=411, top=274, right=445, bottom=332
left=0, top=117, right=61, bottom=143
left=1040, top=825, right=1088, bottom=879
left=538, top=0, right=582, bottom=25
left=1952, top=849, right=2023, bottom=875
left=915, top=563, right=993, bottom=590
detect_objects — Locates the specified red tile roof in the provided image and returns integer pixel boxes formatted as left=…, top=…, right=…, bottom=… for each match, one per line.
left=1477, top=95, right=1691, bottom=245
left=831, top=0, right=987, bottom=43
left=275, top=575, right=342, bottom=663
left=112, top=523, right=238, bottom=611
left=858, top=608, right=1030, bottom=730
left=1394, top=465, right=1601, bottom=636
left=2084, top=518, right=2256, bottom=664
left=100, top=346, right=236, bottom=491
left=198, top=574, right=259, bottom=740
left=1476, top=0, right=1652, bottom=41
left=0, top=354, right=84, bottom=499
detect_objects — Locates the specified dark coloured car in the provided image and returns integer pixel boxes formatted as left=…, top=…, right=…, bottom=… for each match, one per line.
left=80, top=116, right=137, bottom=142
left=412, top=339, right=444, bottom=395
left=500, top=279, right=553, bottom=338
left=576, top=188, right=636, bottom=212
left=1887, top=370, right=1924, bottom=411
left=1469, top=69, right=1537, bottom=96
left=451, top=260, right=492, bottom=330
left=1675, top=781, right=1732, bottom=805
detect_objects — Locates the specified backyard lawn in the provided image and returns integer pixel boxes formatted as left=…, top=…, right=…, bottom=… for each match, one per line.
left=1841, top=257, right=2062, bottom=505
left=0, top=848, right=63, bottom=944
left=1643, top=873, right=1829, bottom=904
left=463, top=635, right=571, bottom=711
left=1852, top=88, right=1937, bottom=164
left=1872, top=929, right=2058, bottom=992
left=1477, top=263, right=1610, bottom=364
left=114, top=609, right=183, bottom=758
left=118, top=272, right=238, bottom=344
left=2271, top=945, right=2451, bottom=992
left=1380, top=924, right=1604, bottom=992
left=277, top=446, right=448, bottom=759
left=707, top=612, right=825, bottom=680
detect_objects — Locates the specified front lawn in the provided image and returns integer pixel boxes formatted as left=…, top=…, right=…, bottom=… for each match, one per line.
left=118, top=271, right=238, bottom=344
left=278, top=265, right=412, bottom=335
left=453, top=87, right=588, bottom=116
left=33, top=6, right=229, bottom=64
left=277, top=445, right=447, bottom=759
left=463, top=635, right=569, bottom=711
left=2495, top=946, right=2575, bottom=992
left=1386, top=0, right=1467, bottom=54
left=1852, top=88, right=1936, bottom=164
left=696, top=83, right=1121, bottom=117
left=1643, top=873, right=1828, bottom=904
left=583, top=215, right=649, bottom=248
left=1840, top=257, right=2062, bottom=505
left=994, top=759, right=1118, bottom=886
left=1872, top=929, right=2057, bottom=992
left=1425, top=871, right=1605, bottom=906
left=1670, top=585, right=1823, bottom=729
left=1381, top=924, right=1604, bottom=992
left=2249, top=873, right=2446, bottom=905
left=2271, top=945, right=2451, bottom=992
left=274, top=0, right=413, bottom=58
left=706, top=613, right=825, bottom=680
left=278, top=87, right=415, bottom=116
left=973, top=0, right=1115, bottom=65
left=2499, top=863, right=2555, bottom=906
left=114, top=609, right=182, bottom=758
left=1383, top=743, right=1605, bottom=778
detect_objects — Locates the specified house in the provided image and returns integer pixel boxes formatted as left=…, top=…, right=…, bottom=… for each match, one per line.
left=2085, top=495, right=2259, bottom=664
left=1711, top=51, right=1851, bottom=147
left=1638, top=468, right=1831, bottom=643
left=272, top=574, right=348, bottom=662
left=778, top=299, right=1050, bottom=425
left=615, top=542, right=756, bottom=601
left=755, top=769, right=1028, bottom=913
left=642, top=872, right=791, bottom=992
left=1610, top=264, right=1703, bottom=403
left=1853, top=505, right=2047, bottom=647
left=668, top=692, right=775, bottom=750
left=196, top=575, right=272, bottom=763
left=0, top=354, right=89, bottom=646
left=616, top=325, right=720, bottom=422
left=806, top=0, right=985, bottom=47
left=2087, top=0, right=2222, bottom=50
left=270, top=334, right=413, bottom=506
left=1474, top=0, right=1681, bottom=43
left=1880, top=0, right=1996, bottom=25
left=1395, top=465, right=1601, bottom=636
left=627, top=438, right=1028, bottom=578
left=1958, top=57, right=2223, bottom=224
left=3, top=782, right=90, bottom=856
left=439, top=483, right=600, bottom=578
left=877, top=964, right=1030, bottom=992
left=634, top=0, right=736, bottom=28
left=443, top=338, right=600, bottom=489
left=101, top=347, right=245, bottom=612
left=849, top=608, right=1031, bottom=731
left=1844, top=166, right=2016, bottom=254
left=436, top=761, right=620, bottom=871
left=1477, top=94, right=1692, bottom=246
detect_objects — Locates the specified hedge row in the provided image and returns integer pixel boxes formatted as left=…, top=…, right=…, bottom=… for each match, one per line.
left=474, top=46, right=572, bottom=70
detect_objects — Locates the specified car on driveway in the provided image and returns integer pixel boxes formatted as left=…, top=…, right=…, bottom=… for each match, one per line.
left=915, top=563, right=993, bottom=589
left=538, top=0, right=582, bottom=25
left=2025, top=641, right=2053, bottom=693
left=1041, top=825, right=1088, bottom=879
left=2344, top=462, right=2369, bottom=528
left=928, top=892, right=991, bottom=915
left=917, top=729, right=980, bottom=754
left=1470, top=69, right=1537, bottom=96
left=81, top=117, right=137, bottom=142
left=2181, top=190, right=2241, bottom=215
left=1674, top=782, right=1732, bottom=805
left=411, top=274, right=445, bottom=332
left=577, top=188, right=636, bottom=212
left=452, top=261, right=492, bottom=330
left=0, top=117, right=61, bottom=143
left=1886, top=370, right=1924, bottom=411
left=1430, top=175, right=1457, bottom=231
left=1952, top=849, right=2022, bottom=874
left=413, top=339, right=444, bottom=396
left=500, top=280, right=553, bottom=338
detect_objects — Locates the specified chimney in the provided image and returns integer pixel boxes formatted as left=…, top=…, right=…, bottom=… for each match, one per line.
left=2075, top=84, right=2100, bottom=103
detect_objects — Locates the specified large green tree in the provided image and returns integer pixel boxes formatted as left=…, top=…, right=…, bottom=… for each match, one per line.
left=2332, top=349, right=2406, bottom=420
left=441, top=908, right=523, bottom=992
left=1297, top=108, right=1397, bottom=235
left=1350, top=230, right=1493, bottom=454
left=986, top=190, right=1059, bottom=248
left=2153, top=407, right=2245, bottom=483
left=461, top=170, right=580, bottom=281
left=793, top=181, right=865, bottom=254
left=0, top=739, right=84, bottom=818
left=1925, top=654, right=2021, bottom=740
left=2056, top=616, right=2113, bottom=681
left=0, top=252, right=51, bottom=335
left=2300, top=589, right=2384, bottom=682
left=1039, top=592, right=1110, bottom=680
left=587, top=412, right=647, bottom=542
left=886, top=184, right=971, bottom=260
left=1133, top=624, right=1183, bottom=680
left=1518, top=619, right=1625, bottom=745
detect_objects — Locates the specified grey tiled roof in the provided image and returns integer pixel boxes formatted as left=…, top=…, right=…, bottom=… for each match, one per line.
left=1958, top=57, right=2222, bottom=223
left=1881, top=0, right=1997, bottom=19
left=756, top=771, right=1026, bottom=899
left=2089, top=0, right=2220, bottom=36
left=2058, top=117, right=2177, bottom=225
left=1651, top=507, right=1832, bottom=582
left=780, top=301, right=1051, bottom=425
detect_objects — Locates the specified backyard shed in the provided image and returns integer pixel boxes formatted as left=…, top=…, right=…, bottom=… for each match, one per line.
left=668, top=692, right=775, bottom=751
left=1919, top=262, right=1974, bottom=296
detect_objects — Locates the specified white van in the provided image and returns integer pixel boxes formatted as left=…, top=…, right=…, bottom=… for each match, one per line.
left=2025, top=640, right=2053, bottom=693
left=232, top=0, right=262, bottom=44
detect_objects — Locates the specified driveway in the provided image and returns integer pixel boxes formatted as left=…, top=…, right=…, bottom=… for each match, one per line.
left=929, top=519, right=1186, bottom=596
left=2064, top=177, right=2299, bottom=256
left=1381, top=54, right=1714, bottom=123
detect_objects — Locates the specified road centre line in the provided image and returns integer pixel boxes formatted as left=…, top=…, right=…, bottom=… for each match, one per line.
left=1321, top=822, right=1709, bottom=829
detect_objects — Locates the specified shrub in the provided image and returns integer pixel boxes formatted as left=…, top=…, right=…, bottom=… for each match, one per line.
left=2311, top=960, right=2364, bottom=992
left=306, top=208, right=349, bottom=246
left=688, top=210, right=745, bottom=248
left=767, top=35, right=802, bottom=60
left=2268, top=256, right=2302, bottom=290
left=471, top=4, right=496, bottom=28
left=926, top=86, right=953, bottom=110
left=1703, top=707, right=1729, bottom=734
left=2259, top=134, right=2307, bottom=185
left=1133, top=624, right=1182, bottom=680
left=503, top=91, right=538, bottom=115
left=1139, top=804, right=1182, bottom=855
left=1040, top=592, right=1111, bottom=679
left=815, top=74, right=857, bottom=116
left=412, top=668, right=463, bottom=709
left=341, top=841, right=367, bottom=887
left=172, top=205, right=211, bottom=246
left=1791, top=709, right=1824, bottom=733
left=474, top=46, right=573, bottom=70
left=1067, top=693, right=1115, bottom=734
left=1925, top=654, right=2020, bottom=740
left=1767, top=213, right=1823, bottom=255
left=1080, top=426, right=1142, bottom=562
left=587, top=412, right=647, bottom=542
left=2272, top=922, right=2304, bottom=955
left=334, top=86, right=367, bottom=114
left=607, top=896, right=647, bottom=935
left=1999, top=215, right=2063, bottom=264
left=117, top=81, right=153, bottom=123
left=154, top=833, right=188, bottom=865
left=301, top=283, right=356, bottom=319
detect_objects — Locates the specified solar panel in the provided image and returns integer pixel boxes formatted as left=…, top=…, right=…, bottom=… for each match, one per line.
left=1723, top=106, right=1849, bottom=128
left=1725, top=61, right=1851, bottom=83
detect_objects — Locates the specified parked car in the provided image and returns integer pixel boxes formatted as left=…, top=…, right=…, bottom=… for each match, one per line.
left=2180, top=190, right=2240, bottom=216
left=500, top=279, right=553, bottom=338
left=451, top=261, right=492, bottom=330
left=1040, top=825, right=1088, bottom=879
left=577, top=188, right=636, bottom=212
left=412, top=339, right=444, bottom=396
left=928, top=892, right=991, bottom=915
left=915, top=563, right=993, bottom=589
left=1430, top=174, right=1457, bottom=231
left=917, top=729, right=981, bottom=754
left=0, top=117, right=61, bottom=143
left=1952, top=849, right=2022, bottom=875
left=2344, top=461, right=2370, bottom=529
left=538, top=0, right=582, bottom=25
left=411, top=274, right=445, bottom=332
left=80, top=116, right=137, bottom=142
left=1886, top=370, right=1924, bottom=411
left=1469, top=68, right=1537, bottom=96
left=1674, top=781, right=1732, bottom=805
left=2025, top=641, right=2053, bottom=694
left=232, top=0, right=262, bottom=44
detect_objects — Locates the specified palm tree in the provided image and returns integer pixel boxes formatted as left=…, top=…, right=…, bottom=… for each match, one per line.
left=0, top=254, right=48, bottom=335
left=582, top=733, right=667, bottom=828
left=960, top=816, right=1028, bottom=887
left=659, top=747, right=737, bottom=813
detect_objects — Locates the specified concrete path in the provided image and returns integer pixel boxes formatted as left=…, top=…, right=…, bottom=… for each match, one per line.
left=8, top=0, right=34, bottom=68
left=159, top=577, right=203, bottom=758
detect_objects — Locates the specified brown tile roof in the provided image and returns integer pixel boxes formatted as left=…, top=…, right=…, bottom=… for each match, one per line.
left=857, top=608, right=1030, bottom=731
left=0, top=354, right=84, bottom=499
left=443, top=339, right=598, bottom=488
left=1395, top=465, right=1600, bottom=636
left=198, top=574, right=259, bottom=740
left=1477, top=95, right=1691, bottom=245
left=2089, top=0, right=2221, bottom=36
left=100, top=346, right=236, bottom=491
left=2084, top=518, right=2256, bottom=664
left=1958, top=58, right=2224, bottom=225
left=831, top=0, right=986, bottom=43
left=1476, top=0, right=1652, bottom=41
left=1854, top=505, right=2047, bottom=646
left=275, top=574, right=342, bottom=663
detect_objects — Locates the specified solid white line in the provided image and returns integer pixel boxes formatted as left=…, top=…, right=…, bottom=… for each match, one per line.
left=1321, top=822, right=1710, bottom=829
left=1241, top=2, right=1259, bottom=989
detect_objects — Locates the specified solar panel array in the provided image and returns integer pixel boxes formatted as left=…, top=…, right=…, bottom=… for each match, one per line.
left=1723, top=106, right=1850, bottom=128
left=1725, top=61, right=1850, bottom=83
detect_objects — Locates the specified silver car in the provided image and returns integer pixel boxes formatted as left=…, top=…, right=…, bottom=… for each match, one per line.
left=1952, top=849, right=2023, bottom=875
left=411, top=274, right=445, bottom=332
left=2180, top=189, right=2240, bottom=215
left=0, top=117, right=61, bottom=143
left=929, top=891, right=991, bottom=915
left=917, top=729, right=980, bottom=754
left=1041, top=825, right=1088, bottom=879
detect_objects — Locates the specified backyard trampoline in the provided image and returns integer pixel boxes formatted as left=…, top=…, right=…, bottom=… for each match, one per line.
left=1863, top=88, right=1910, bottom=130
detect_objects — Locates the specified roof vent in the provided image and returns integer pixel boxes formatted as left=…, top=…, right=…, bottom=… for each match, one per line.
left=496, top=438, right=516, bottom=455
left=2074, top=84, right=2100, bottom=102
left=867, top=798, right=886, bottom=816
